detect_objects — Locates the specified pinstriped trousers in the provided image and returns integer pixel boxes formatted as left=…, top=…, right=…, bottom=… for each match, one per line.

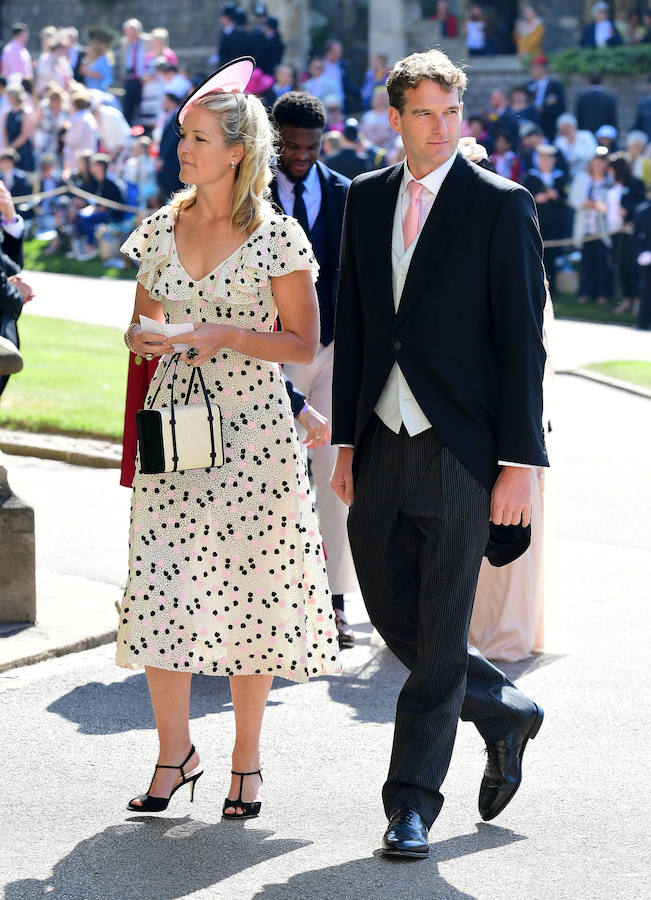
left=348, top=416, right=536, bottom=828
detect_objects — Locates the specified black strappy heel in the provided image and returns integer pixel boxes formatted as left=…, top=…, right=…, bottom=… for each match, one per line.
left=127, top=745, right=203, bottom=813
left=222, top=769, right=263, bottom=819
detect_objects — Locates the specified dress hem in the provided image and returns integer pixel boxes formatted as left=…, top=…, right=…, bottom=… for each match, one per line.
left=115, top=655, right=341, bottom=684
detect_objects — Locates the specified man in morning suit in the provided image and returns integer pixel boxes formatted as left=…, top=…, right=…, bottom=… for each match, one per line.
left=527, top=55, right=565, bottom=142
left=331, top=49, right=548, bottom=858
left=270, top=91, right=358, bottom=647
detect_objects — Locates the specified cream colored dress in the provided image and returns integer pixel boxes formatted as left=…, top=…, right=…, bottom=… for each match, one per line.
left=469, top=294, right=554, bottom=662
left=116, top=206, right=340, bottom=683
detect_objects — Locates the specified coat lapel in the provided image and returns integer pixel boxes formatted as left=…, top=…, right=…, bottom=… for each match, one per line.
left=367, top=163, right=403, bottom=326
left=395, top=154, right=474, bottom=326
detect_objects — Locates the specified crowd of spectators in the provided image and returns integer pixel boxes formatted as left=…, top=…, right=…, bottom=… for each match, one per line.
left=2, top=5, right=651, bottom=319
left=462, top=52, right=651, bottom=315
left=463, top=2, right=651, bottom=57
left=0, top=8, right=398, bottom=263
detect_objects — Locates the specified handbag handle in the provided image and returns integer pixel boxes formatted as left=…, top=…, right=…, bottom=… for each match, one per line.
left=185, top=363, right=217, bottom=467
left=146, top=352, right=217, bottom=470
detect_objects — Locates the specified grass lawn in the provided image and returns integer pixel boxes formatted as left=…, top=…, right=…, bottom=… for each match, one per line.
left=584, top=361, right=651, bottom=389
left=24, top=238, right=135, bottom=281
left=551, top=293, right=636, bottom=325
left=0, top=315, right=126, bottom=440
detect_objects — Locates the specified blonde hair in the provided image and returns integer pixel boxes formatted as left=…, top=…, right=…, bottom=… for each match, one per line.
left=170, top=91, right=275, bottom=234
left=150, top=27, right=170, bottom=48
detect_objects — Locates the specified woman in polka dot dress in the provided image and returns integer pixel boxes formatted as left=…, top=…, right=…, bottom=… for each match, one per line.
left=118, top=82, right=340, bottom=818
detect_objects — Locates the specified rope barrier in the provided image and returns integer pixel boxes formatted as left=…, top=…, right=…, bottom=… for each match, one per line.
left=10, top=181, right=145, bottom=214
left=8, top=183, right=636, bottom=248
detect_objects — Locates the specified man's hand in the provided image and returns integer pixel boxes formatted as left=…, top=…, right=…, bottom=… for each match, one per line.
left=296, top=405, right=330, bottom=449
left=330, top=446, right=354, bottom=507
left=9, top=275, right=34, bottom=304
left=490, top=466, right=532, bottom=527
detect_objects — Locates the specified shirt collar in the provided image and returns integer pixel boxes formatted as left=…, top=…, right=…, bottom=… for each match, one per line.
left=402, top=151, right=457, bottom=198
left=276, top=160, right=320, bottom=195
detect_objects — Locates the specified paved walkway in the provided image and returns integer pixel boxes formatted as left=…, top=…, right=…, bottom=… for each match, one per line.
left=0, top=376, right=648, bottom=899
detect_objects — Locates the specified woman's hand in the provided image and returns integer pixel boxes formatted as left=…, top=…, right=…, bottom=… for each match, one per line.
left=184, top=323, right=234, bottom=366
left=0, top=182, right=17, bottom=222
left=129, top=325, right=175, bottom=358
left=297, top=405, right=331, bottom=449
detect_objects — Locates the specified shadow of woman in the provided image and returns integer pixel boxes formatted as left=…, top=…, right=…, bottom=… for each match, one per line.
left=5, top=817, right=310, bottom=900
left=253, top=823, right=525, bottom=900
left=46, top=670, right=291, bottom=736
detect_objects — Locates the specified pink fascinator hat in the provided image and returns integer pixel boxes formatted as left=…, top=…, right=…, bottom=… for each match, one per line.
left=177, top=56, right=255, bottom=126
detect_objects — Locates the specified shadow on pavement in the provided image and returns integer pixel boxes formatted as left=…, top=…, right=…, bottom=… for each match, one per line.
left=326, top=644, right=565, bottom=725
left=46, top=671, right=290, bottom=735
left=4, top=818, right=309, bottom=900
left=501, top=652, right=566, bottom=682
left=325, top=644, right=405, bottom=724
left=253, top=823, right=525, bottom=900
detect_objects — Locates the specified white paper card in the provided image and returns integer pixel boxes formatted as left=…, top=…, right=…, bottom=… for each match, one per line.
left=139, top=315, right=195, bottom=351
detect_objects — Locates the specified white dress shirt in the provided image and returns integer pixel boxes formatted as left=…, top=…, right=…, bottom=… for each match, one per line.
left=533, top=76, right=549, bottom=110
left=275, top=163, right=322, bottom=230
left=2, top=215, right=24, bottom=239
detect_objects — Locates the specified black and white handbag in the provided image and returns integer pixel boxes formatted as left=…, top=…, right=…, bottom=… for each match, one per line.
left=136, top=353, right=224, bottom=474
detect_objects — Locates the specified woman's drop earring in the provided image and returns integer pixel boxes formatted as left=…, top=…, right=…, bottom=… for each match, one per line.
left=231, top=160, right=236, bottom=169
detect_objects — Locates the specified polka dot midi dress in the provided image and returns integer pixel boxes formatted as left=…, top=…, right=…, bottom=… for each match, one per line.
left=116, top=206, right=340, bottom=682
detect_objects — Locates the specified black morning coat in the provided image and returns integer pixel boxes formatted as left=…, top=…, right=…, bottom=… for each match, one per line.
left=332, top=153, right=549, bottom=565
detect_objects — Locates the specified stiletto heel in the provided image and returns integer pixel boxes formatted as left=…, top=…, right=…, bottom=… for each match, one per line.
left=127, top=744, right=203, bottom=813
left=222, top=769, right=263, bottom=819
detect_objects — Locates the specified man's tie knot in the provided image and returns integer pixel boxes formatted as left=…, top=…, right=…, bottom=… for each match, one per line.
left=407, top=180, right=425, bottom=204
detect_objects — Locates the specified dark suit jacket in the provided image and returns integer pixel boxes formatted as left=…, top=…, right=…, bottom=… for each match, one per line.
left=633, top=96, right=651, bottom=140
left=269, top=160, right=350, bottom=345
left=157, top=113, right=182, bottom=200
left=219, top=28, right=256, bottom=65
left=634, top=200, right=651, bottom=255
left=0, top=237, right=25, bottom=348
left=580, top=23, right=623, bottom=48
left=522, top=169, right=568, bottom=239
left=325, top=147, right=369, bottom=180
left=575, top=87, right=618, bottom=133
left=254, top=32, right=284, bottom=74
left=486, top=107, right=520, bottom=154
left=332, top=154, right=548, bottom=497
left=1, top=226, right=23, bottom=270
left=527, top=77, right=566, bottom=141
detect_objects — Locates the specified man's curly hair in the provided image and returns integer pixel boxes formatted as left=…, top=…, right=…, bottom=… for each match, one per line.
left=271, top=91, right=327, bottom=131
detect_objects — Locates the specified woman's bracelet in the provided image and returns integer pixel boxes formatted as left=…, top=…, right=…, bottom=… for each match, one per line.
left=298, top=400, right=309, bottom=416
left=124, top=323, right=138, bottom=352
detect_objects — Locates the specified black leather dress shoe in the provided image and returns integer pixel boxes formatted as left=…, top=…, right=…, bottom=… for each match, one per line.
left=479, top=702, right=544, bottom=822
left=381, top=808, right=430, bottom=858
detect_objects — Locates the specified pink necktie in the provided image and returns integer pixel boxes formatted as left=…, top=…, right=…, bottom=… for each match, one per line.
left=402, top=180, right=426, bottom=251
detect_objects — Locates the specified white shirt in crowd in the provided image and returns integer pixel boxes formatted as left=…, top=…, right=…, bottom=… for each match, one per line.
left=275, top=162, right=322, bottom=230
left=595, top=19, right=615, bottom=46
